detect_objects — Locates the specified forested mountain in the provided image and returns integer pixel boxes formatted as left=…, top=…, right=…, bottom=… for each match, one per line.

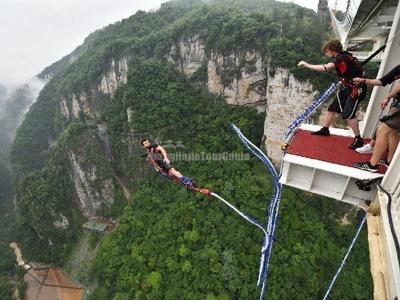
left=0, top=164, right=19, bottom=300
left=0, top=164, right=12, bottom=213
left=0, top=80, right=44, bottom=248
left=9, top=0, right=372, bottom=299
left=0, top=80, right=43, bottom=166
left=0, top=244, right=16, bottom=300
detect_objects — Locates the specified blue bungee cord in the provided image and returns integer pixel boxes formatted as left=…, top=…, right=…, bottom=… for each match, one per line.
left=228, top=82, right=354, bottom=299
left=322, top=214, right=367, bottom=300
left=284, top=81, right=341, bottom=145
left=281, top=81, right=368, bottom=300
left=230, top=124, right=282, bottom=300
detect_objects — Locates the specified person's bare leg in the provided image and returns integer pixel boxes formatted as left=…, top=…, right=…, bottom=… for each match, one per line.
left=347, top=118, right=360, bottom=136
left=322, top=111, right=336, bottom=127
left=387, top=130, right=400, bottom=163
left=168, top=168, right=182, bottom=178
left=370, top=124, right=392, bottom=165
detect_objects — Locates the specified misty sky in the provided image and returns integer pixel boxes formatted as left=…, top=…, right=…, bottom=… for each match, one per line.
left=0, top=0, right=345, bottom=87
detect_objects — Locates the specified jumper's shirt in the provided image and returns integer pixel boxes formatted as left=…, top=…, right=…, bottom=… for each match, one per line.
left=331, top=51, right=364, bottom=81
left=327, top=51, right=366, bottom=119
left=147, top=145, right=173, bottom=172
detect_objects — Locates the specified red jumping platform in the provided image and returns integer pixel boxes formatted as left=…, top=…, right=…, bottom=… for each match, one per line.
left=287, top=129, right=386, bottom=174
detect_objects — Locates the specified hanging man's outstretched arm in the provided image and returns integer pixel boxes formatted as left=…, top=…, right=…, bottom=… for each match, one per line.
left=156, top=145, right=171, bottom=164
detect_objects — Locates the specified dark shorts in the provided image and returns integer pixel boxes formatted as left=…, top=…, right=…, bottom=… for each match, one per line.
left=156, top=160, right=173, bottom=172
left=381, top=101, right=400, bottom=132
left=328, top=85, right=366, bottom=120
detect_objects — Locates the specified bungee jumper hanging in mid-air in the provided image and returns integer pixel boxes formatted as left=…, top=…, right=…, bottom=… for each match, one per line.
left=140, top=128, right=283, bottom=300
left=141, top=138, right=211, bottom=196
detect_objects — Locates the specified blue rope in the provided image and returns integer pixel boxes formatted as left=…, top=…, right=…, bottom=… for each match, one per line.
left=322, top=214, right=367, bottom=300
left=230, top=124, right=282, bottom=300
left=285, top=81, right=341, bottom=144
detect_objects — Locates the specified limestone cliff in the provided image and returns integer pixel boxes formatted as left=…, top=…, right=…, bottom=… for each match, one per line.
left=59, top=57, right=129, bottom=121
left=167, top=36, right=318, bottom=162
left=68, top=150, right=114, bottom=218
left=49, top=33, right=317, bottom=165
left=65, top=35, right=318, bottom=163
left=25, top=34, right=315, bottom=227
left=167, top=34, right=206, bottom=77
left=43, top=54, right=137, bottom=223
left=11, top=0, right=337, bottom=267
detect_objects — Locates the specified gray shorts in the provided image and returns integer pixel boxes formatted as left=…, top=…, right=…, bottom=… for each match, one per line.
left=381, top=100, right=400, bottom=132
left=156, top=159, right=173, bottom=172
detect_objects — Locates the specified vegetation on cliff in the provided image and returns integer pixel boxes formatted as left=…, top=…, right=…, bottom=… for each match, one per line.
left=0, top=244, right=26, bottom=300
left=9, top=0, right=373, bottom=299
left=16, top=122, right=119, bottom=263
left=11, top=0, right=332, bottom=180
left=0, top=164, right=16, bottom=244
left=0, top=164, right=12, bottom=214
left=89, top=59, right=372, bottom=299
left=0, top=244, right=14, bottom=300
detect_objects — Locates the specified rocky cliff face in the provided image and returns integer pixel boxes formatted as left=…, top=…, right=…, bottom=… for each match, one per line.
left=207, top=51, right=267, bottom=112
left=68, top=150, right=114, bottom=218
left=44, top=57, right=128, bottom=221
left=167, top=36, right=318, bottom=162
left=98, top=57, right=129, bottom=96
left=167, top=34, right=206, bottom=77
left=59, top=57, right=129, bottom=121
left=53, top=33, right=317, bottom=164
left=264, top=68, right=316, bottom=161
left=48, top=36, right=316, bottom=220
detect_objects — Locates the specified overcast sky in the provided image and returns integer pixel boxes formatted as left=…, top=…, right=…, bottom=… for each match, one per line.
left=0, top=0, right=345, bottom=87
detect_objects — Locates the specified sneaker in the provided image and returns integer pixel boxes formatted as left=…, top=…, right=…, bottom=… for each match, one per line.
left=352, top=161, right=378, bottom=172
left=349, top=137, right=364, bottom=150
left=311, top=127, right=330, bottom=136
left=379, top=159, right=390, bottom=168
left=355, top=143, right=373, bottom=154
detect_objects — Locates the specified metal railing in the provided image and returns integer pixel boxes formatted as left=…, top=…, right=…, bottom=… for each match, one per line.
left=331, top=0, right=362, bottom=41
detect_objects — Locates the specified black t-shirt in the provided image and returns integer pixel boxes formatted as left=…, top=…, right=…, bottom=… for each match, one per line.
left=331, top=51, right=363, bottom=81
left=378, top=64, right=400, bottom=86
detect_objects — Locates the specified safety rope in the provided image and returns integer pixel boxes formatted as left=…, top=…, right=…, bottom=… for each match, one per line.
left=322, top=214, right=367, bottom=300
left=359, top=45, right=386, bottom=66
left=284, top=81, right=341, bottom=146
left=146, top=129, right=276, bottom=299
left=278, top=29, right=400, bottom=299
left=147, top=149, right=268, bottom=235
left=283, top=28, right=400, bottom=147
left=282, top=81, right=370, bottom=299
left=359, top=28, right=400, bottom=66
left=230, top=124, right=282, bottom=300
